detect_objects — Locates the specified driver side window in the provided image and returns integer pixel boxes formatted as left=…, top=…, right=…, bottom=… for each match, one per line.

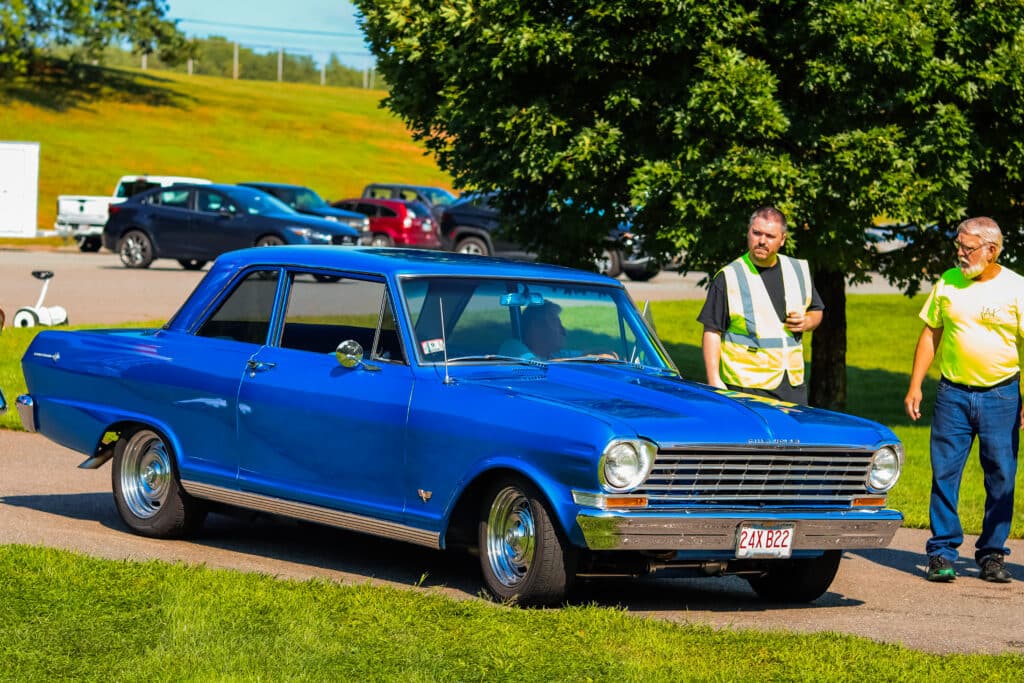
left=278, top=274, right=406, bottom=363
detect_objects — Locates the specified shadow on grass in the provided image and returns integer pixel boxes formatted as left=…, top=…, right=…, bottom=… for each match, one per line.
left=0, top=59, right=194, bottom=112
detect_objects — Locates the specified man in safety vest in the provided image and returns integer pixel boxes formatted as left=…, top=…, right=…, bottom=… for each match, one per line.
left=698, top=206, right=824, bottom=404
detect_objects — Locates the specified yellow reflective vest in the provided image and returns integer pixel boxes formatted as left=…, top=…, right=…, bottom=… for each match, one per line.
left=720, top=253, right=812, bottom=390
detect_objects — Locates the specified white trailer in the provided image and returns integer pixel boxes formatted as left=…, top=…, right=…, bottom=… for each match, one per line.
left=0, top=141, right=40, bottom=238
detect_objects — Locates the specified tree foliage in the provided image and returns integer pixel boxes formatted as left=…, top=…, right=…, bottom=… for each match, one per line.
left=0, top=0, right=192, bottom=77
left=356, top=0, right=1024, bottom=407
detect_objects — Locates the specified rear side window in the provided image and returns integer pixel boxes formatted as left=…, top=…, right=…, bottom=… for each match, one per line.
left=196, top=270, right=281, bottom=344
left=366, top=187, right=393, bottom=199
left=379, top=206, right=398, bottom=218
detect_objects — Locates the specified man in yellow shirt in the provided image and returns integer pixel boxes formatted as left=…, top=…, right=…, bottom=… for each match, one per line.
left=904, top=216, right=1024, bottom=583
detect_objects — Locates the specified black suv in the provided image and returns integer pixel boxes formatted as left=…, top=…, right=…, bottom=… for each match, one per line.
left=438, top=192, right=659, bottom=280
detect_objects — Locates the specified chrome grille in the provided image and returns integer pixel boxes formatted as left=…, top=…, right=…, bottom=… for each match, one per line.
left=638, top=447, right=874, bottom=507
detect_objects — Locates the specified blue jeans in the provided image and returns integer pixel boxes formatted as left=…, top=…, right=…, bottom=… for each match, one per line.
left=927, top=377, right=1020, bottom=564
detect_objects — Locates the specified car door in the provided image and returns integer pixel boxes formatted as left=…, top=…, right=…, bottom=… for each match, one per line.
left=192, top=188, right=248, bottom=258
left=148, top=186, right=195, bottom=256
left=236, top=271, right=414, bottom=524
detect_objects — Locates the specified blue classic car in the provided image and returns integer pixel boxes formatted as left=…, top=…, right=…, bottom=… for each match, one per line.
left=10, top=247, right=903, bottom=605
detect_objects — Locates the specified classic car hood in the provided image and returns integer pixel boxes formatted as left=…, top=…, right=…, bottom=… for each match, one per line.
left=458, top=363, right=892, bottom=448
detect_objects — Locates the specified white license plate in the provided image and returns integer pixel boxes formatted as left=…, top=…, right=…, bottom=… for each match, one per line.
left=735, top=523, right=794, bottom=558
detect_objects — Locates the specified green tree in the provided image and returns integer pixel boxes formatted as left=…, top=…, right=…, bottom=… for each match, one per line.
left=355, top=0, right=1024, bottom=409
left=0, top=0, right=191, bottom=77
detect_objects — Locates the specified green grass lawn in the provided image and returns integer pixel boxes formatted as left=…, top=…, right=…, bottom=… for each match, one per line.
left=0, top=68, right=453, bottom=233
left=2, top=544, right=1021, bottom=680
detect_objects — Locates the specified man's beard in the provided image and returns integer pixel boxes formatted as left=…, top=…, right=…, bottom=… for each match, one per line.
left=959, top=260, right=986, bottom=279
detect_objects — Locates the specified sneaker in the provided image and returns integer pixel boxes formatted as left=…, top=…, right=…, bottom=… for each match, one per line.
left=979, top=554, right=1012, bottom=583
left=926, top=555, right=956, bottom=582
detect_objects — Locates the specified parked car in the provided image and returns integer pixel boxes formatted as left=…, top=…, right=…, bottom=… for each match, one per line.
left=238, top=182, right=370, bottom=236
left=333, top=197, right=442, bottom=249
left=440, top=191, right=660, bottom=280
left=56, top=174, right=212, bottom=252
left=102, top=183, right=360, bottom=270
left=11, top=246, right=904, bottom=606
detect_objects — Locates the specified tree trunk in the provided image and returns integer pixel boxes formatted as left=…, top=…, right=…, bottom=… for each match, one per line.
left=809, top=269, right=847, bottom=410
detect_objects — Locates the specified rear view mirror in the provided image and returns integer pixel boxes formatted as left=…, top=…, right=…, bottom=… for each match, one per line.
left=500, top=292, right=545, bottom=307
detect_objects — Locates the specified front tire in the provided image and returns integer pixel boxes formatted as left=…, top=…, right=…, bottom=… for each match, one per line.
left=112, top=428, right=206, bottom=538
left=746, top=550, right=842, bottom=603
left=177, top=259, right=207, bottom=271
left=256, top=235, right=285, bottom=247
left=478, top=476, right=576, bottom=606
left=118, top=230, right=154, bottom=269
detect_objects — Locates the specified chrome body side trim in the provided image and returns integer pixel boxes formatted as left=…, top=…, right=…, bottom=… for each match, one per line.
left=182, top=480, right=441, bottom=549
left=16, top=394, right=36, bottom=432
left=575, top=511, right=902, bottom=551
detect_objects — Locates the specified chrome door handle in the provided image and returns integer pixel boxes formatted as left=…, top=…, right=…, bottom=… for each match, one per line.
left=246, top=359, right=277, bottom=376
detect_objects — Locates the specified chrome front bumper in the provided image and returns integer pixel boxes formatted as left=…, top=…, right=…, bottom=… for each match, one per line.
left=576, top=510, right=903, bottom=551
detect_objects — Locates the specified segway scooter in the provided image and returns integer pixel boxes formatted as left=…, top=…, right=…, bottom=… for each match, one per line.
left=13, top=270, right=69, bottom=328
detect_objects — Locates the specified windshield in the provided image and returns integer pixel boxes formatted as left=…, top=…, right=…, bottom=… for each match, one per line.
left=423, top=188, right=456, bottom=206
left=293, top=187, right=327, bottom=210
left=401, top=277, right=675, bottom=371
left=234, top=187, right=299, bottom=216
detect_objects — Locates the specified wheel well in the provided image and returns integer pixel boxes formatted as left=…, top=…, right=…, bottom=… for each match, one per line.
left=444, top=468, right=542, bottom=551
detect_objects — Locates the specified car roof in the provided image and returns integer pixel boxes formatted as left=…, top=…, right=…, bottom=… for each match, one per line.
left=213, top=245, right=618, bottom=283
left=238, top=182, right=308, bottom=190
left=340, top=197, right=417, bottom=209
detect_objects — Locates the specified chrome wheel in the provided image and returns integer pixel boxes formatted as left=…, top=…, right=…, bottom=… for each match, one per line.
left=456, top=236, right=489, bottom=256
left=118, top=230, right=154, bottom=268
left=118, top=430, right=171, bottom=519
left=485, top=486, right=537, bottom=589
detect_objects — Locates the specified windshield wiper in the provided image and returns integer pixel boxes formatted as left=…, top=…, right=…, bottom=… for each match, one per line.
left=445, top=354, right=547, bottom=366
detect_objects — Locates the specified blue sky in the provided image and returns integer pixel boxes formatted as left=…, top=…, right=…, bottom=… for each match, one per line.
left=164, top=0, right=374, bottom=69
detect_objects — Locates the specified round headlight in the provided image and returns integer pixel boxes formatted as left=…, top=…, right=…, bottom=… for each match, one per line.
left=600, top=440, right=654, bottom=492
left=867, top=445, right=902, bottom=492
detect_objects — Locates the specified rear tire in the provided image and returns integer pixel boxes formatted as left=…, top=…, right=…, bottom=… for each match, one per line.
left=79, top=236, right=102, bottom=252
left=597, top=248, right=622, bottom=278
left=118, top=230, right=155, bottom=269
left=112, top=428, right=206, bottom=538
left=478, top=476, right=576, bottom=606
left=746, top=550, right=842, bottom=603
left=456, top=236, right=490, bottom=256
left=370, top=233, right=393, bottom=247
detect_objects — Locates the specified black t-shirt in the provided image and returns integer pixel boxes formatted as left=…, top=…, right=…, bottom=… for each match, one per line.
left=697, top=260, right=824, bottom=344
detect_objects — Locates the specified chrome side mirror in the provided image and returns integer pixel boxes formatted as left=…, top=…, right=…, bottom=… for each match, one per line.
left=336, top=339, right=364, bottom=368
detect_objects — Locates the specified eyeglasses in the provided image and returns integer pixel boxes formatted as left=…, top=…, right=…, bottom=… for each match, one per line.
left=953, top=240, right=989, bottom=256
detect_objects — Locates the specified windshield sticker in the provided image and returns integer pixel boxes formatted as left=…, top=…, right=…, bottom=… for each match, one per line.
left=421, top=338, right=445, bottom=354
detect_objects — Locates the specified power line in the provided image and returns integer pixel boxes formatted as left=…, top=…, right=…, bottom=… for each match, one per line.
left=173, top=17, right=364, bottom=40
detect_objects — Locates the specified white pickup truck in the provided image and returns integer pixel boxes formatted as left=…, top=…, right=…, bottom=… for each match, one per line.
left=55, top=175, right=211, bottom=251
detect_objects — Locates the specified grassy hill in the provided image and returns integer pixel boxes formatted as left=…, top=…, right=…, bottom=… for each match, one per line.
left=0, top=67, right=452, bottom=231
